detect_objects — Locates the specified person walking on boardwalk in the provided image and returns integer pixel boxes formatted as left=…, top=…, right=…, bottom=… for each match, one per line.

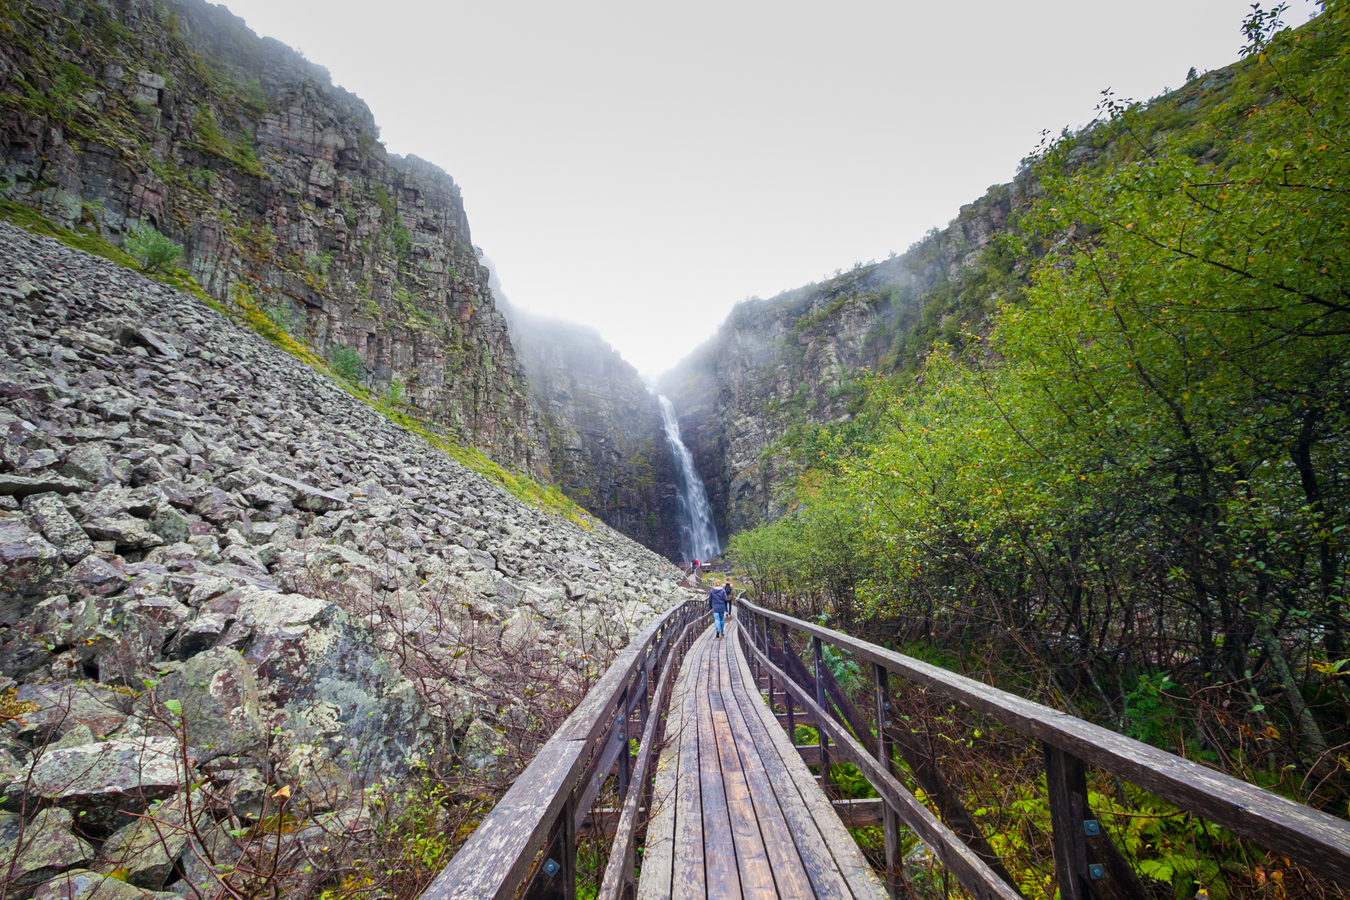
left=708, top=582, right=729, bottom=638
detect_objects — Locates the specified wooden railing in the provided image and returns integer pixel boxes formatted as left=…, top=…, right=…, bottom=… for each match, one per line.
left=421, top=597, right=710, bottom=900
left=734, top=597, right=1350, bottom=900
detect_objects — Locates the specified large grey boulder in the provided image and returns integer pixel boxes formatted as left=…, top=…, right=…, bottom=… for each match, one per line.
left=0, top=519, right=67, bottom=616
left=12, top=737, right=187, bottom=830
left=233, top=591, right=428, bottom=780
left=0, top=475, right=90, bottom=498
left=99, top=793, right=196, bottom=889
left=21, top=494, right=94, bottom=564
left=59, top=445, right=116, bottom=487
left=9, top=682, right=131, bottom=743
left=0, top=808, right=96, bottom=891
left=158, top=648, right=263, bottom=762
left=31, top=869, right=180, bottom=900
left=81, top=517, right=163, bottom=552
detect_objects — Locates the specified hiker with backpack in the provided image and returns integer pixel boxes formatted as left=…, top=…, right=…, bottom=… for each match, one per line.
left=708, top=582, right=730, bottom=638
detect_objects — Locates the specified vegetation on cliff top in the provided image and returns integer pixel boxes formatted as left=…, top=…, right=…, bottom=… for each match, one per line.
left=735, top=3, right=1350, bottom=893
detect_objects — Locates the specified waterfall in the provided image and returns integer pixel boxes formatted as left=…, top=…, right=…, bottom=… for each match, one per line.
left=658, top=396, right=721, bottom=563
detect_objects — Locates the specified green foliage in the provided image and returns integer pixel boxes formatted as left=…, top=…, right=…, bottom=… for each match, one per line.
left=386, top=378, right=407, bottom=406
left=329, top=346, right=366, bottom=383
left=191, top=108, right=261, bottom=175
left=390, top=218, right=412, bottom=259
left=122, top=222, right=183, bottom=274
left=732, top=3, right=1350, bottom=799
left=263, top=300, right=295, bottom=335
left=305, top=250, right=335, bottom=277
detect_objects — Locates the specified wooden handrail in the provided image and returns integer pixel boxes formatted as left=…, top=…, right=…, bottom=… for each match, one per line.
left=420, top=597, right=710, bottom=900
left=735, top=597, right=1350, bottom=892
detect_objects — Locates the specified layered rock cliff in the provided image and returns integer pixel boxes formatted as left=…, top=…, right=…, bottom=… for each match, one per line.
left=0, top=0, right=545, bottom=474
left=507, top=308, right=681, bottom=558
left=660, top=179, right=1030, bottom=537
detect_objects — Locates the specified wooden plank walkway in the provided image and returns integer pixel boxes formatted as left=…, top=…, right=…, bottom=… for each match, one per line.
left=639, top=623, right=888, bottom=900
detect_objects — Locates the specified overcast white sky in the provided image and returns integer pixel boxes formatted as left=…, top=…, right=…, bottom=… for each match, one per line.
left=217, top=0, right=1319, bottom=378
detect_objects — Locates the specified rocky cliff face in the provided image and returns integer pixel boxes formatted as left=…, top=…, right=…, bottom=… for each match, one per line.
left=508, top=308, right=681, bottom=559
left=0, top=0, right=545, bottom=474
left=660, top=179, right=1029, bottom=537
left=0, top=221, right=691, bottom=896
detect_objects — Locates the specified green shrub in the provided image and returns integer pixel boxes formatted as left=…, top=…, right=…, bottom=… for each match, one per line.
left=329, top=346, right=365, bottom=382
left=386, top=378, right=407, bottom=406
left=123, top=223, right=182, bottom=274
left=263, top=301, right=294, bottom=334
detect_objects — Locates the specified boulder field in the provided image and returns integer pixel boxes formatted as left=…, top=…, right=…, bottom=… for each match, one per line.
left=0, top=221, right=693, bottom=896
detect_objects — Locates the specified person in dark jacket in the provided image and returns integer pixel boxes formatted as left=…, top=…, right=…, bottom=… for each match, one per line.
left=708, top=584, right=729, bottom=638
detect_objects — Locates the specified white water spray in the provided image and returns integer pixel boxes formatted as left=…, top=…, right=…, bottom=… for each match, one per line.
left=658, top=396, right=721, bottom=563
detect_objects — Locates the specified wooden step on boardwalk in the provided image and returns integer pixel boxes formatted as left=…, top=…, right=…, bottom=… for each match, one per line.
left=639, top=623, right=887, bottom=900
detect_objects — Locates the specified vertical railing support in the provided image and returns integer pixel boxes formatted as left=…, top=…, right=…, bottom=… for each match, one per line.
left=617, top=704, right=631, bottom=802
left=764, top=613, right=775, bottom=711
left=524, top=793, right=578, bottom=900
left=1044, top=742, right=1150, bottom=900
left=874, top=663, right=903, bottom=899
left=1045, top=743, right=1089, bottom=900
left=781, top=622, right=796, bottom=743
left=813, top=635, right=832, bottom=793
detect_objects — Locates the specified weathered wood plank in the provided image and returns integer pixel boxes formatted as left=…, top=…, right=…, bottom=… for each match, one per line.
left=601, top=611, right=707, bottom=899
left=421, top=739, right=589, bottom=900
left=741, top=629, right=1022, bottom=900
left=739, top=599, right=1350, bottom=888
left=832, top=798, right=887, bottom=829
left=718, top=633, right=820, bottom=900
left=695, top=636, right=742, bottom=899
left=727, top=622, right=885, bottom=900
left=671, top=631, right=711, bottom=900
left=635, top=627, right=705, bottom=900
left=711, top=637, right=777, bottom=898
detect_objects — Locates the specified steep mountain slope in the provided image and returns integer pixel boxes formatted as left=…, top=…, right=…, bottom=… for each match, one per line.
left=660, top=55, right=1260, bottom=540
left=0, top=220, right=690, bottom=896
left=660, top=180, right=1026, bottom=536
left=0, top=0, right=545, bottom=473
left=508, top=307, right=681, bottom=558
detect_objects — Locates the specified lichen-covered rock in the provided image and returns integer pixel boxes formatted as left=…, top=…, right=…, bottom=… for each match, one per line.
left=0, top=518, right=67, bottom=612
left=0, top=808, right=96, bottom=890
left=13, top=737, right=187, bottom=829
left=233, top=590, right=428, bottom=777
left=31, top=869, right=180, bottom=900
left=99, top=793, right=196, bottom=889
left=21, top=494, right=94, bottom=565
left=158, top=648, right=262, bottom=762
left=8, top=682, right=130, bottom=743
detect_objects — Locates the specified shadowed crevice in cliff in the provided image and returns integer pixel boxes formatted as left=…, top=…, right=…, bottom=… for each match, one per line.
left=502, top=304, right=681, bottom=559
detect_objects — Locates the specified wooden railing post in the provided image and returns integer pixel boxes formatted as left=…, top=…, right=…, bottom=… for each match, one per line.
left=763, top=613, right=775, bottom=714
left=874, top=663, right=903, bottom=899
left=523, top=793, right=578, bottom=900
left=617, top=694, right=631, bottom=802
left=781, top=622, right=797, bottom=743
left=1043, top=743, right=1149, bottom=900
left=813, top=635, right=833, bottom=793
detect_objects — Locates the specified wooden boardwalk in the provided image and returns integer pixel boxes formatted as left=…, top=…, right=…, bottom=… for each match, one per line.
left=639, top=623, right=887, bottom=900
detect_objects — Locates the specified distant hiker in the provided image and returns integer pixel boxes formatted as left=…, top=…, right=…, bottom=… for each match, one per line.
left=708, top=583, right=729, bottom=638
left=689, top=559, right=700, bottom=577
left=723, top=579, right=734, bottom=607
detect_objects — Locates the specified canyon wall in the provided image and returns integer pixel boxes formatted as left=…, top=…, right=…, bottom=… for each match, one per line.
left=660, top=180, right=1029, bottom=538
left=0, top=0, right=546, bottom=474
left=508, top=308, right=681, bottom=559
